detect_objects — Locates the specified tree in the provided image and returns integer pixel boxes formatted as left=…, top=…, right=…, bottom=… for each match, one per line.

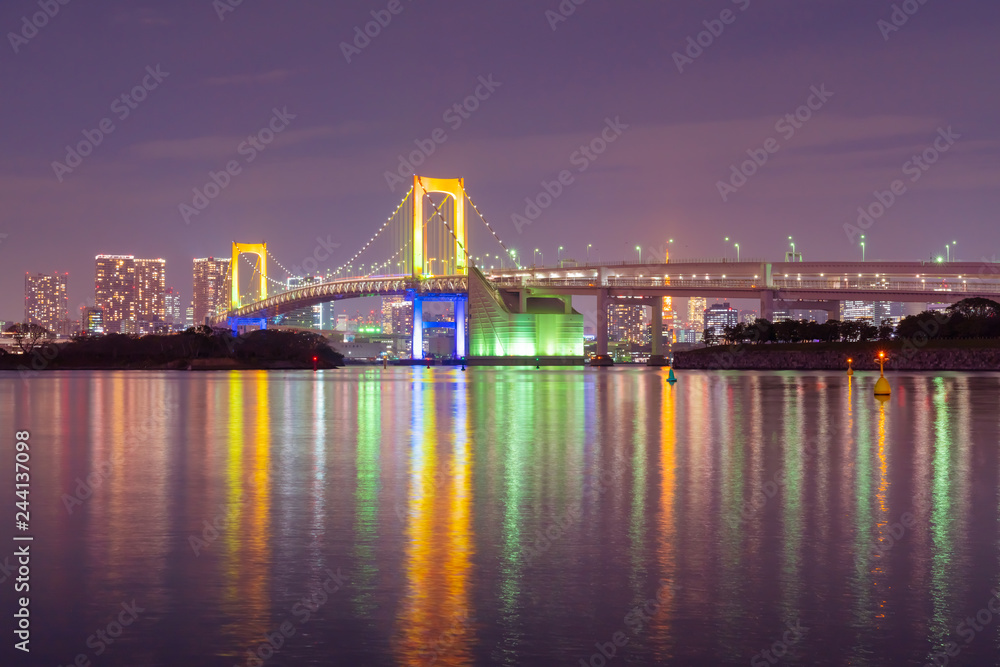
left=877, top=324, right=894, bottom=341
left=947, top=297, right=1000, bottom=320
left=750, top=318, right=774, bottom=344
left=6, top=322, right=49, bottom=354
left=820, top=319, right=842, bottom=342
left=857, top=323, right=878, bottom=342
left=702, top=327, right=719, bottom=346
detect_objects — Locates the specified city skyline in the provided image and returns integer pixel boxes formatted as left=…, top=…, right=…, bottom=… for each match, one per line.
left=1, top=2, right=998, bottom=320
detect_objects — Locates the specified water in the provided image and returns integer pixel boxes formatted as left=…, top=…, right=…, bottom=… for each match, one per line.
left=2, top=368, right=1000, bottom=666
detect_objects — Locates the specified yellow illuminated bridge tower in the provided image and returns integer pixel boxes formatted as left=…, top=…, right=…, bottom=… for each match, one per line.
left=411, top=176, right=468, bottom=359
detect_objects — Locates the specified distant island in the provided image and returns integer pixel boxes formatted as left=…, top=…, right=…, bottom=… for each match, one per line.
left=0, top=326, right=344, bottom=372
left=675, top=297, right=1000, bottom=371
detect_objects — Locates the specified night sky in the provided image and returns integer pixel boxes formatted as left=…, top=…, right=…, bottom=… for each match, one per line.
left=2, top=0, right=998, bottom=320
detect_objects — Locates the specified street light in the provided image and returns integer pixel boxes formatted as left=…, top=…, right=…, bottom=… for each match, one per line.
left=587, top=244, right=592, bottom=262
left=534, top=248, right=542, bottom=266
left=946, top=241, right=956, bottom=262
left=558, top=246, right=564, bottom=263
left=861, top=234, right=865, bottom=262
left=636, top=245, right=642, bottom=263
left=734, top=242, right=740, bottom=262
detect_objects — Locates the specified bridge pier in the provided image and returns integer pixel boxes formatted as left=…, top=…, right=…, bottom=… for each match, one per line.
left=760, top=291, right=775, bottom=321
left=410, top=293, right=468, bottom=361
left=591, top=289, right=614, bottom=366
left=647, top=296, right=668, bottom=366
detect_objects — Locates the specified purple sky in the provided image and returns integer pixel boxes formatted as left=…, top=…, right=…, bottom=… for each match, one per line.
left=1, top=0, right=998, bottom=320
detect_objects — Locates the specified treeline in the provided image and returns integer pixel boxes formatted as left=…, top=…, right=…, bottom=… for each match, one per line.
left=709, top=297, right=1000, bottom=346
left=0, top=327, right=343, bottom=369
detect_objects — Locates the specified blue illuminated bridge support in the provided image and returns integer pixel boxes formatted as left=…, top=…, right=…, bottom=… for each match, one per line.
left=411, top=292, right=468, bottom=361
left=228, top=316, right=268, bottom=336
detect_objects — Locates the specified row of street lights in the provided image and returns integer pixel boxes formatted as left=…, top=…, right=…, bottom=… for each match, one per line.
left=511, top=237, right=960, bottom=269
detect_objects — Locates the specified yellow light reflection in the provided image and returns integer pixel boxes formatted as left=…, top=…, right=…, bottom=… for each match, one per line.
left=395, top=374, right=474, bottom=666
left=651, top=374, right=678, bottom=660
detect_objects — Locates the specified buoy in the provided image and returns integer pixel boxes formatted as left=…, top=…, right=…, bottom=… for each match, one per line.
left=667, top=368, right=677, bottom=384
left=846, top=357, right=853, bottom=377
left=873, top=351, right=891, bottom=396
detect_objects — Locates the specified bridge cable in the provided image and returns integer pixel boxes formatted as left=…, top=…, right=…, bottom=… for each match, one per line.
left=329, top=186, right=415, bottom=279
left=460, top=184, right=523, bottom=269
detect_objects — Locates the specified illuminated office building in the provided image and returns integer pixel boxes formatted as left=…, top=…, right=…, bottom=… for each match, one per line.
left=704, top=302, right=739, bottom=337
left=192, top=257, right=231, bottom=325
left=135, top=258, right=167, bottom=324
left=608, top=298, right=645, bottom=344
left=382, top=296, right=404, bottom=334
left=164, top=287, right=181, bottom=324
left=687, top=297, right=707, bottom=331
left=281, top=276, right=323, bottom=329
left=95, top=255, right=136, bottom=333
left=24, top=272, right=69, bottom=332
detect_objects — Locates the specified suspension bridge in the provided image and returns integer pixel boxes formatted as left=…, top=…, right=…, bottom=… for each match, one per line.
left=212, top=174, right=1000, bottom=365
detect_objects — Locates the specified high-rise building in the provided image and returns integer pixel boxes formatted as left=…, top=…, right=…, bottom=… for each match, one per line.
left=185, top=303, right=194, bottom=329
left=281, top=276, right=323, bottom=329
left=608, top=298, right=645, bottom=344
left=192, top=257, right=231, bottom=326
left=841, top=301, right=874, bottom=322
left=705, top=302, right=739, bottom=337
left=81, top=306, right=104, bottom=335
left=134, top=258, right=166, bottom=324
left=164, top=287, right=181, bottom=324
left=381, top=296, right=404, bottom=334
left=95, top=255, right=136, bottom=333
left=688, top=297, right=707, bottom=331
left=391, top=300, right=413, bottom=337
left=24, top=272, right=68, bottom=332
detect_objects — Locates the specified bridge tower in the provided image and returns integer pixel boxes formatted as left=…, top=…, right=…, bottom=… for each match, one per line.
left=411, top=176, right=467, bottom=278
left=231, top=241, right=268, bottom=309
left=409, top=176, right=469, bottom=360
left=229, top=241, right=269, bottom=335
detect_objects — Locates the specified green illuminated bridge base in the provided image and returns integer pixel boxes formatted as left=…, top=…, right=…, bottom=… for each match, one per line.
left=468, top=267, right=583, bottom=362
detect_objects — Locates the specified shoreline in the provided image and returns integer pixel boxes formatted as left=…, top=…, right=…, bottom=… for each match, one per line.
left=674, top=340, right=1000, bottom=371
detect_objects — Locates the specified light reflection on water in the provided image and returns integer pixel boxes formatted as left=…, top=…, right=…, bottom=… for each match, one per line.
left=2, top=369, right=1000, bottom=666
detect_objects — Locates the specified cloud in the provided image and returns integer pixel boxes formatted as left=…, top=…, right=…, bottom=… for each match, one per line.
left=205, top=70, right=293, bottom=87
left=128, top=124, right=368, bottom=162
left=112, top=8, right=174, bottom=27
